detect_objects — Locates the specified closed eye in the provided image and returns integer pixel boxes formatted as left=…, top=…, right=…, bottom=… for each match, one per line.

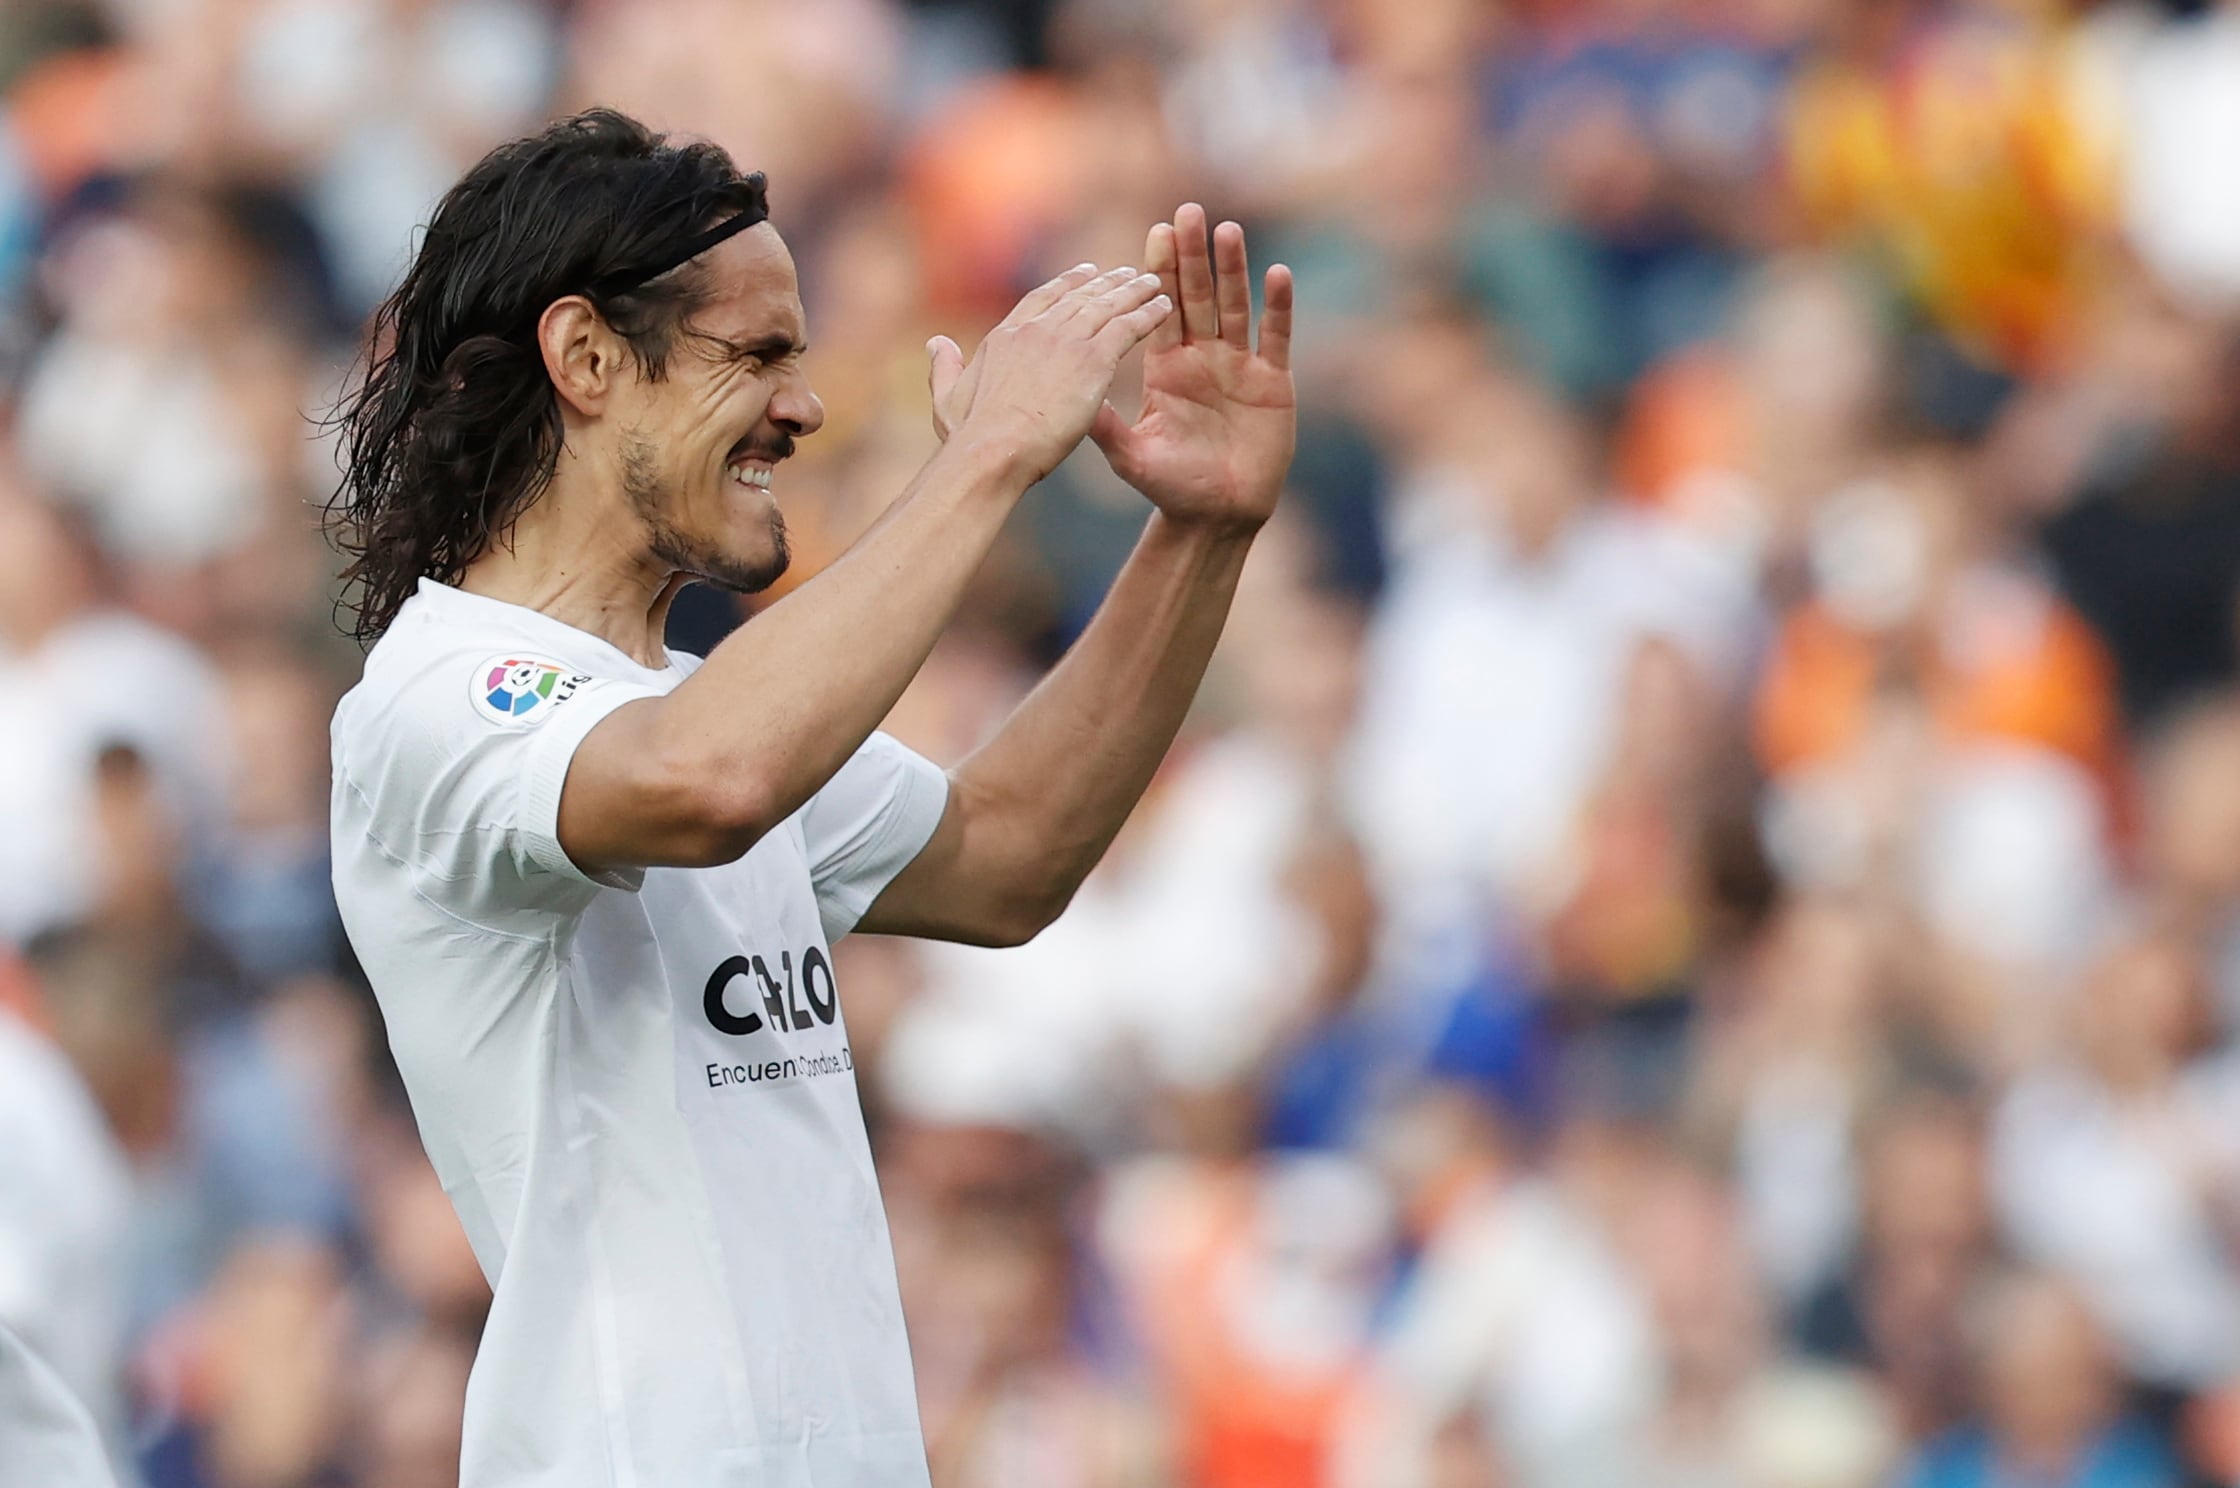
left=717, top=334, right=807, bottom=369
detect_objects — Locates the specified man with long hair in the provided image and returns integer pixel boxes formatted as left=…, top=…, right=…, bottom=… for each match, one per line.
left=325, top=109, right=1294, bottom=1485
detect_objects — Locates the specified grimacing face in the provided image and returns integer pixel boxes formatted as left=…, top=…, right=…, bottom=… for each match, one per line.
left=608, top=221, right=825, bottom=593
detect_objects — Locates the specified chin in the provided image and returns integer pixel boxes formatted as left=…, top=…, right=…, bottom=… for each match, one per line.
left=692, top=518, right=792, bottom=596
left=649, top=504, right=790, bottom=596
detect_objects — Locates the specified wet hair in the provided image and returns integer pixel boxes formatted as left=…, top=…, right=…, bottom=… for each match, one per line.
left=327, top=108, right=769, bottom=644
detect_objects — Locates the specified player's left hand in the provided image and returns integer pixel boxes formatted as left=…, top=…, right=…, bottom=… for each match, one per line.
left=1088, top=206, right=1295, bottom=534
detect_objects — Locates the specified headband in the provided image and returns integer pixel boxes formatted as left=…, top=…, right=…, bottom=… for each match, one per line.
left=589, top=206, right=767, bottom=298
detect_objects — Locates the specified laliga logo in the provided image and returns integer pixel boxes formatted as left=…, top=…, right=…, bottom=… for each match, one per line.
left=471, top=656, right=589, bottom=725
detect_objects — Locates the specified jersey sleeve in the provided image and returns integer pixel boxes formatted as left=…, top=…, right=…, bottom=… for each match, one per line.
left=799, top=733, right=950, bottom=943
left=335, top=653, right=667, bottom=923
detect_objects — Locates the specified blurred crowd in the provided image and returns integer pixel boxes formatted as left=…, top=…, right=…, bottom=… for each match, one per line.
left=16, top=0, right=2240, bottom=1485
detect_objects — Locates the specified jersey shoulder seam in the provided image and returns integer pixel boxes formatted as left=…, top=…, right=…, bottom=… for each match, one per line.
left=819, top=746, right=945, bottom=889
left=334, top=767, right=558, bottom=948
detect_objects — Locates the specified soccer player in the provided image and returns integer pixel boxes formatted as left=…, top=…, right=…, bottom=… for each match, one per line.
left=326, top=110, right=1294, bottom=1486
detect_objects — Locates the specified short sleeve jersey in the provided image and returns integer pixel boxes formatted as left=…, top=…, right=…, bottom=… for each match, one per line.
left=330, top=579, right=948, bottom=1488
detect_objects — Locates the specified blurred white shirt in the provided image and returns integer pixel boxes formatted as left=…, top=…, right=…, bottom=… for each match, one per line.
left=2120, top=7, right=2240, bottom=308
left=1993, top=1062, right=2240, bottom=1388
left=1347, top=494, right=1745, bottom=919
left=0, top=1010, right=134, bottom=1468
left=0, top=1320, right=121, bottom=1488
left=0, top=611, right=226, bottom=944
left=1338, top=1177, right=1658, bottom=1488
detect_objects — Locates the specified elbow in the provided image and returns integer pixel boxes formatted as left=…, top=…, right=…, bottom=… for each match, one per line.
left=693, top=782, right=782, bottom=867
left=680, top=818, right=769, bottom=871
left=648, top=749, right=783, bottom=868
left=977, top=882, right=1075, bottom=948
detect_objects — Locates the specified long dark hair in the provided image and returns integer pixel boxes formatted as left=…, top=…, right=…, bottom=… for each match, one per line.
left=327, top=109, right=768, bottom=645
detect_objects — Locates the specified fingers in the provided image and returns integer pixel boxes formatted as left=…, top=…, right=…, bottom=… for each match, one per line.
left=1068, top=269, right=1166, bottom=336
left=1005, top=262, right=1099, bottom=328
left=1029, top=263, right=1142, bottom=331
left=1089, top=400, right=1150, bottom=488
left=1088, top=400, right=1137, bottom=468
left=1096, top=293, right=1175, bottom=359
left=927, top=335, right=964, bottom=396
left=1258, top=263, right=1294, bottom=371
left=1214, top=221, right=1251, bottom=350
left=1145, top=222, right=1183, bottom=352
left=1173, top=202, right=1219, bottom=342
left=926, top=335, right=966, bottom=438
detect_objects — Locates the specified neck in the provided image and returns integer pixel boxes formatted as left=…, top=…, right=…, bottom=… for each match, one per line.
left=456, top=459, right=681, bottom=667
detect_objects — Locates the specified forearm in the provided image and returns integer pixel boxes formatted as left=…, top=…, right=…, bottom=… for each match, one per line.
left=661, top=434, right=1032, bottom=831
left=556, top=261, right=1179, bottom=874
left=956, top=512, right=1254, bottom=908
left=862, top=207, right=1295, bottom=936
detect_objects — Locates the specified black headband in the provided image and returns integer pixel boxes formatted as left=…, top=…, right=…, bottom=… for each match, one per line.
left=589, top=206, right=766, bottom=298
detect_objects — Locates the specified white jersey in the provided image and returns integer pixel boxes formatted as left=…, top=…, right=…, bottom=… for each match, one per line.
left=331, top=579, right=949, bottom=1488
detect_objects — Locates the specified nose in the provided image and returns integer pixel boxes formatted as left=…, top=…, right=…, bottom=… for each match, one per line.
left=768, top=368, right=825, bottom=440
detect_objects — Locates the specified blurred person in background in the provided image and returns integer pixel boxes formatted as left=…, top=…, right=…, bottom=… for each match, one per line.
left=1754, top=440, right=2119, bottom=1047
left=1616, top=254, right=1888, bottom=574
left=191, top=642, right=345, bottom=986
left=2040, top=306, right=2240, bottom=732
left=0, top=989, right=133, bottom=1478
left=2134, top=692, right=2240, bottom=1023
left=1348, top=374, right=1748, bottom=952
left=1902, top=1269, right=2182, bottom=1488
left=17, top=177, right=333, bottom=601
left=142, top=1236, right=356, bottom=1488
left=568, top=0, right=899, bottom=242
left=1690, top=892, right=1908, bottom=1315
left=1793, top=1088, right=1997, bottom=1445
left=1539, top=634, right=1724, bottom=1024
left=6, top=0, right=2240, bottom=1485
left=1337, top=1086, right=1658, bottom=1488
left=1102, top=1064, right=1395, bottom=1488
left=1992, top=927, right=2240, bottom=1405
left=893, top=1123, right=1163, bottom=1488
left=1783, top=0, right=2119, bottom=375
left=113, top=0, right=561, bottom=318
left=0, top=489, right=227, bottom=947
left=1617, top=1155, right=1901, bottom=1488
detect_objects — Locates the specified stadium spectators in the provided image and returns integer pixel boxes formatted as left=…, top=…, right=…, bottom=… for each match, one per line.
left=9, top=1, right=2240, bottom=1485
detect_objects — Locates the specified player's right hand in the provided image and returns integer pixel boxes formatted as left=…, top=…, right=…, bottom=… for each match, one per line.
left=927, top=263, right=1172, bottom=483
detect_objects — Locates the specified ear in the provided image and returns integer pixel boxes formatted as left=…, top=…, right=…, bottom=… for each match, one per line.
left=538, top=296, right=620, bottom=417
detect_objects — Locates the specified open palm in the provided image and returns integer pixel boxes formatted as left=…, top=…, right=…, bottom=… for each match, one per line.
left=1090, top=207, right=1296, bottom=534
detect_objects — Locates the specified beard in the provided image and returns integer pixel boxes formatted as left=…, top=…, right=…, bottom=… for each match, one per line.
left=621, top=433, right=791, bottom=595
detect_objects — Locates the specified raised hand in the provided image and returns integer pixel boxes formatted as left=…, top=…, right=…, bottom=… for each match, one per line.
left=929, top=264, right=1172, bottom=483
left=1087, top=205, right=1295, bottom=534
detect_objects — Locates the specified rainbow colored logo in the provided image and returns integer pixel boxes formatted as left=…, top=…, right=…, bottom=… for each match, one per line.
left=478, top=657, right=584, bottom=721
